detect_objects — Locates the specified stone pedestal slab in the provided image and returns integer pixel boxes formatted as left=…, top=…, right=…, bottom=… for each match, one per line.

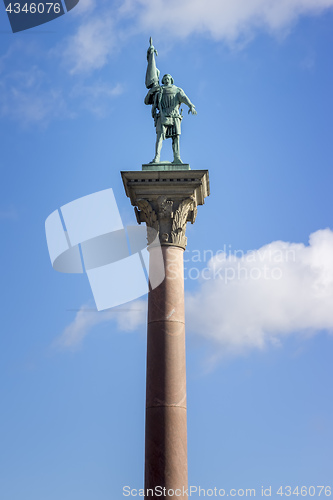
left=142, top=163, right=190, bottom=171
left=122, top=170, right=209, bottom=209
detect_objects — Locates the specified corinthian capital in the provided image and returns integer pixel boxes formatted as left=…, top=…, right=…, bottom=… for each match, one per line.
left=121, top=169, right=210, bottom=250
left=135, top=195, right=196, bottom=249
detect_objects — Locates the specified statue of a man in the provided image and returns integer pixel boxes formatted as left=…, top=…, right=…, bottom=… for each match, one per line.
left=144, top=41, right=197, bottom=164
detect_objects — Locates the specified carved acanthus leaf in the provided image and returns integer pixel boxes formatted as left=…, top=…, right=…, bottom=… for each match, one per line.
left=137, top=199, right=158, bottom=228
left=170, top=197, right=194, bottom=246
left=136, top=199, right=159, bottom=245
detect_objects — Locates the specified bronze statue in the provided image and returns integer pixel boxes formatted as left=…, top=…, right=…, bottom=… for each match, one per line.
left=144, top=38, right=197, bottom=164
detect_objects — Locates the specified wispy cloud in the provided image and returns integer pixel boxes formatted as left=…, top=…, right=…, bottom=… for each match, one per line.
left=71, top=0, right=97, bottom=16
left=2, top=0, right=332, bottom=124
left=54, top=300, right=147, bottom=349
left=300, top=50, right=316, bottom=71
left=57, top=0, right=333, bottom=77
left=186, top=228, right=333, bottom=356
left=120, top=0, right=333, bottom=41
left=0, top=206, right=18, bottom=220
left=0, top=66, right=70, bottom=126
left=70, top=81, right=124, bottom=117
left=0, top=45, right=122, bottom=125
left=61, top=15, right=116, bottom=74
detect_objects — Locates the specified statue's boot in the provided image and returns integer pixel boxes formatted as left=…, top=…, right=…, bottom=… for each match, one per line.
left=172, top=156, right=183, bottom=164
left=150, top=156, right=160, bottom=164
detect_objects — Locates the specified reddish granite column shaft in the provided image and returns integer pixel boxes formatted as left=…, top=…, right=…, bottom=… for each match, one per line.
left=144, top=245, right=188, bottom=498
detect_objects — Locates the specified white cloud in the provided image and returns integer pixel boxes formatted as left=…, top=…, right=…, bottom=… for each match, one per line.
left=58, top=0, right=333, bottom=76
left=58, top=0, right=333, bottom=77
left=2, top=0, right=329, bottom=125
left=62, top=15, right=116, bottom=74
left=115, top=300, right=147, bottom=332
left=186, top=228, right=333, bottom=356
left=120, top=0, right=333, bottom=41
left=55, top=229, right=333, bottom=356
left=70, top=81, right=124, bottom=117
left=54, top=300, right=147, bottom=349
left=54, top=305, right=105, bottom=349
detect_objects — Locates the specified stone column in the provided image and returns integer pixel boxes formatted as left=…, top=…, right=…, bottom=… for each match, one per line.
left=121, top=170, right=210, bottom=499
left=145, top=244, right=187, bottom=496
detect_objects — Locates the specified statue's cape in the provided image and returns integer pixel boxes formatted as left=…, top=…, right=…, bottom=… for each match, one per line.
left=145, top=49, right=159, bottom=89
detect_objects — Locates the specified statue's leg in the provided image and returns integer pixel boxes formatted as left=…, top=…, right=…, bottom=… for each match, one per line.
left=151, top=132, right=163, bottom=163
left=172, top=135, right=183, bottom=164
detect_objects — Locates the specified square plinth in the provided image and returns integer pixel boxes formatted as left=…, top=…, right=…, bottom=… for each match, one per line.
left=121, top=169, right=210, bottom=207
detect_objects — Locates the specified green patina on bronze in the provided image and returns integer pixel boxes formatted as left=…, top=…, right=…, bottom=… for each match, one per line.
left=144, top=37, right=196, bottom=169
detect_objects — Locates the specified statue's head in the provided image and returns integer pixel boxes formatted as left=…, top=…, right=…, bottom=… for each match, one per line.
left=162, top=74, right=174, bottom=85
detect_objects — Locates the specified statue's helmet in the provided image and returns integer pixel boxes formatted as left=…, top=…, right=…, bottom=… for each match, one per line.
left=162, top=74, right=174, bottom=85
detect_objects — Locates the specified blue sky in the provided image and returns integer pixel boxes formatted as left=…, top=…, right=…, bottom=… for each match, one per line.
left=0, top=0, right=333, bottom=498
